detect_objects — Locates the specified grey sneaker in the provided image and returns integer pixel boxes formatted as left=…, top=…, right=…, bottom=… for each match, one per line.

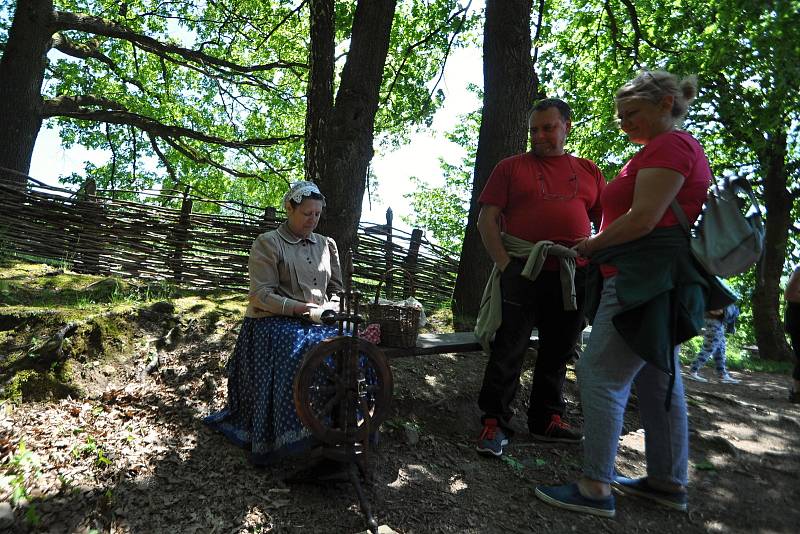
left=719, top=373, right=741, bottom=384
left=476, top=418, right=508, bottom=457
left=685, top=370, right=708, bottom=383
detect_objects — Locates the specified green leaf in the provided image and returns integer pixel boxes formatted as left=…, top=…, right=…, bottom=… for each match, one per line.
left=501, top=454, right=525, bottom=472
left=694, top=459, right=717, bottom=471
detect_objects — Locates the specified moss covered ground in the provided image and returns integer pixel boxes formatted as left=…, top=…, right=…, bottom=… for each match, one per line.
left=0, top=259, right=245, bottom=403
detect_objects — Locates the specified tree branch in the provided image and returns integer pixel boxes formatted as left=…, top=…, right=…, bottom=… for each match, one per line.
left=424, top=1, right=473, bottom=112
left=602, top=0, right=632, bottom=60
left=619, top=0, right=641, bottom=62
left=242, top=147, right=294, bottom=182
left=160, top=135, right=263, bottom=179
left=619, top=0, right=679, bottom=56
left=45, top=94, right=127, bottom=112
left=245, top=0, right=309, bottom=52
left=532, top=0, right=545, bottom=65
left=41, top=95, right=302, bottom=149
left=105, top=123, right=118, bottom=196
left=50, top=33, right=150, bottom=95
left=147, top=132, right=177, bottom=185
left=51, top=11, right=307, bottom=77
left=381, top=4, right=470, bottom=107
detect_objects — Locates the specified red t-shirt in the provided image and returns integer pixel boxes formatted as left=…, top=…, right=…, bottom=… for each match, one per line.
left=479, top=152, right=605, bottom=268
left=600, top=130, right=711, bottom=276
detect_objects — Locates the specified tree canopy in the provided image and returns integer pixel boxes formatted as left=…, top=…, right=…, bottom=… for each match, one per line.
left=0, top=0, right=478, bottom=210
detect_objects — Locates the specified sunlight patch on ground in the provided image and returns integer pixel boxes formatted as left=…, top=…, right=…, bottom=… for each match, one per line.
left=714, top=420, right=756, bottom=440
left=618, top=428, right=645, bottom=454
left=713, top=486, right=736, bottom=502
left=241, top=504, right=274, bottom=531
left=387, top=464, right=441, bottom=489
left=448, top=475, right=468, bottom=494
left=715, top=417, right=796, bottom=455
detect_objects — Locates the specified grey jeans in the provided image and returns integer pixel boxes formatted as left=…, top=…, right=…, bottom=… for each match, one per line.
left=577, top=276, right=689, bottom=486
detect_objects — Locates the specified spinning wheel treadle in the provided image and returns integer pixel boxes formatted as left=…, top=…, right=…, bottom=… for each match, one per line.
left=294, top=336, right=393, bottom=445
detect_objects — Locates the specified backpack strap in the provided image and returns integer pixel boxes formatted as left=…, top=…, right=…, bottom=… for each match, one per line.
left=730, top=177, right=767, bottom=284
left=670, top=199, right=692, bottom=236
left=670, top=175, right=763, bottom=233
left=730, top=177, right=765, bottom=219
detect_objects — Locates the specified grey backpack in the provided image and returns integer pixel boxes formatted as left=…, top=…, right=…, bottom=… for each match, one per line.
left=671, top=177, right=765, bottom=278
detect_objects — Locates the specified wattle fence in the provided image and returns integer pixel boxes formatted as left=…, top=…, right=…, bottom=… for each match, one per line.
left=0, top=169, right=460, bottom=309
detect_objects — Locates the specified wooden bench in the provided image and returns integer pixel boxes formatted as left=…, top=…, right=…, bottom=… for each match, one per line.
left=380, top=327, right=591, bottom=358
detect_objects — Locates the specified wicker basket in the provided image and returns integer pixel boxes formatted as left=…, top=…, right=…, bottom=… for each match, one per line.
left=367, top=268, right=421, bottom=349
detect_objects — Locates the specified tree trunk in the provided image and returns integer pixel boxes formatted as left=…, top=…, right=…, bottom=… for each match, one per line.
left=316, top=0, right=397, bottom=258
left=0, top=0, right=54, bottom=185
left=451, top=0, right=537, bottom=330
left=304, top=0, right=335, bottom=184
left=752, top=130, right=794, bottom=361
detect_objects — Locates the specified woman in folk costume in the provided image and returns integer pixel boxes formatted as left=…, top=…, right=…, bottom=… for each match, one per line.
left=205, top=181, right=345, bottom=465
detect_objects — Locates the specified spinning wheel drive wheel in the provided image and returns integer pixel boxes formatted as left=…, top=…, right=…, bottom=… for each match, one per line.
left=294, top=336, right=393, bottom=445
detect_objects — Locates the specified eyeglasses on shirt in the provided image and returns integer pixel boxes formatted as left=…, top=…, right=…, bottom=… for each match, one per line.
left=538, top=156, right=578, bottom=201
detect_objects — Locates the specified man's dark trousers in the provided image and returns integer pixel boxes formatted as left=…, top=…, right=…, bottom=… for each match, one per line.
left=786, top=303, right=800, bottom=381
left=478, top=261, right=586, bottom=434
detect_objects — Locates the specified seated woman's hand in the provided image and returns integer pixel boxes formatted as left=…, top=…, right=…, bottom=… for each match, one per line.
left=293, top=302, right=314, bottom=316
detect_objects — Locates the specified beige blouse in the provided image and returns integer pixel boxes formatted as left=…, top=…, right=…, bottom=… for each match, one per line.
left=245, top=223, right=343, bottom=318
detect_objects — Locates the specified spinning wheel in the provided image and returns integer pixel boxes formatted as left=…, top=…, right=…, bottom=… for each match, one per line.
left=294, top=335, right=393, bottom=445
left=288, top=249, right=394, bottom=534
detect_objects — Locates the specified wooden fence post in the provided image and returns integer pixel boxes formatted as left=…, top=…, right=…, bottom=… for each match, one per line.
left=170, top=188, right=193, bottom=283
left=384, top=207, right=393, bottom=297
left=402, top=228, right=423, bottom=298
left=261, top=206, right=276, bottom=233
left=76, top=178, right=103, bottom=274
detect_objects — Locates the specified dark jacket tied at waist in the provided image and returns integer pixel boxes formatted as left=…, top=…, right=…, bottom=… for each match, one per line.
left=586, top=226, right=736, bottom=376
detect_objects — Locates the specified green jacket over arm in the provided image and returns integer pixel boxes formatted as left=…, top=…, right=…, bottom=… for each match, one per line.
left=474, top=234, right=577, bottom=353
left=586, top=226, right=736, bottom=376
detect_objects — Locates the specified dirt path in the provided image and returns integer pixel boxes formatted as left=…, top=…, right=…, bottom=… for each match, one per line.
left=3, top=335, right=799, bottom=533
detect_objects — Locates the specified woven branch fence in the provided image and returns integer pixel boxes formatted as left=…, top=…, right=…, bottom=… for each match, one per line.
left=0, top=170, right=459, bottom=309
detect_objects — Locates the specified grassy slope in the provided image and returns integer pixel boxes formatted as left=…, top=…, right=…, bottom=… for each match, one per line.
left=0, top=259, right=245, bottom=403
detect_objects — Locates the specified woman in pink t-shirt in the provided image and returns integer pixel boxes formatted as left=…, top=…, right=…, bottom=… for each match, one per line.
left=536, top=70, right=711, bottom=517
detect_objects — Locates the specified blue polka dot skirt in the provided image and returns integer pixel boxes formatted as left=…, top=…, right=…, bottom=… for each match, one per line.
left=204, top=316, right=340, bottom=465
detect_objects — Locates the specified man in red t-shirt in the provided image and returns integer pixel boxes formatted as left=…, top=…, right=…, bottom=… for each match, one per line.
left=475, top=98, right=605, bottom=457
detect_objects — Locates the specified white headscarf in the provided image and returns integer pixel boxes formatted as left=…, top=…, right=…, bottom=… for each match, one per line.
left=283, top=181, right=325, bottom=206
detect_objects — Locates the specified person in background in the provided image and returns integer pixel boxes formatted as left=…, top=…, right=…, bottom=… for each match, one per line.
left=686, top=303, right=741, bottom=384
left=473, top=98, right=605, bottom=457
left=535, top=70, right=732, bottom=518
left=204, top=181, right=343, bottom=465
left=785, top=264, right=800, bottom=403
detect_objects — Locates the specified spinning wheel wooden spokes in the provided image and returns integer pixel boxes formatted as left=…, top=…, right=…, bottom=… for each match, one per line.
left=293, top=336, right=393, bottom=445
